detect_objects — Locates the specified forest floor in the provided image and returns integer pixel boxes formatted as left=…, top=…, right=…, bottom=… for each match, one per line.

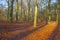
left=0, top=21, right=60, bottom=40
left=21, top=21, right=58, bottom=40
left=0, top=21, right=46, bottom=40
left=49, top=22, right=60, bottom=40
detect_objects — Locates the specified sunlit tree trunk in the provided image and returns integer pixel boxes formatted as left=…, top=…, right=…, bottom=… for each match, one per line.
left=16, top=0, right=19, bottom=22
left=34, top=0, right=38, bottom=27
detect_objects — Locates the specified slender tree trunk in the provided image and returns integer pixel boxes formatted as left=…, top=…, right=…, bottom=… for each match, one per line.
left=23, top=9, right=26, bottom=21
left=8, top=0, right=14, bottom=23
left=56, top=0, right=60, bottom=22
left=7, top=0, right=9, bottom=22
left=10, top=0, right=13, bottom=22
left=16, top=0, right=19, bottom=22
left=20, top=0, right=23, bottom=22
left=34, top=0, right=38, bottom=27
left=56, top=9, right=58, bottom=22
left=28, top=0, right=31, bottom=22
left=48, top=0, right=51, bottom=22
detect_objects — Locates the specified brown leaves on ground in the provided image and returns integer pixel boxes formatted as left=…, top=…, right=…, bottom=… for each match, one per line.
left=0, top=21, right=45, bottom=40
left=21, top=22, right=57, bottom=40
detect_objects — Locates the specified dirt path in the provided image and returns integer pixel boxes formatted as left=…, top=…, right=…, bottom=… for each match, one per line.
left=49, top=22, right=60, bottom=40
left=21, top=22, right=57, bottom=40
left=53, top=26, right=60, bottom=40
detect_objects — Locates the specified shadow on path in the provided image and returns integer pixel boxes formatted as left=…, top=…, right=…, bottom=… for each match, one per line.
left=0, top=24, right=33, bottom=32
left=9, top=23, right=46, bottom=40
left=49, top=22, right=59, bottom=40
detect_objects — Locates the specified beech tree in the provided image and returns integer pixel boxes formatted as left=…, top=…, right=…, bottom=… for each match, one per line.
left=34, top=0, right=38, bottom=27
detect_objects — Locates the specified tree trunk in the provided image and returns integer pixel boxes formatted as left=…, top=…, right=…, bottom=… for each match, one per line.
left=27, top=0, right=31, bottom=22
left=56, top=0, right=60, bottom=22
left=34, top=0, right=38, bottom=27
left=8, top=0, right=14, bottom=23
left=48, top=0, right=51, bottom=22
left=16, top=0, right=19, bottom=22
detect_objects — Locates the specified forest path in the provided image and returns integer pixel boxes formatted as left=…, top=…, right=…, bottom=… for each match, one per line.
left=21, top=22, right=57, bottom=40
